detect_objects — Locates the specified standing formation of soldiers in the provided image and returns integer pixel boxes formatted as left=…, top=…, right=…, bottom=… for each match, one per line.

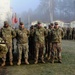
left=62, top=27, right=75, bottom=40
left=0, top=21, right=64, bottom=66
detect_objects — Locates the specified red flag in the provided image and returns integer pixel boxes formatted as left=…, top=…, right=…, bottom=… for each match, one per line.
left=12, top=13, right=18, bottom=25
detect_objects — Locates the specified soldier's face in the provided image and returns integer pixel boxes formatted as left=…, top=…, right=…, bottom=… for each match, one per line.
left=4, top=24, right=8, bottom=28
left=51, top=25, right=54, bottom=28
left=38, top=24, right=42, bottom=28
left=20, top=24, right=24, bottom=29
left=55, top=25, right=59, bottom=28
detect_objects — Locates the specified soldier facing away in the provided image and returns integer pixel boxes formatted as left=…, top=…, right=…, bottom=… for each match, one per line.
left=16, top=22, right=29, bottom=65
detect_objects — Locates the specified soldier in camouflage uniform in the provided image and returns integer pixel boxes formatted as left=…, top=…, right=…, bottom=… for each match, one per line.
left=51, top=22, right=64, bottom=63
left=29, top=26, right=35, bottom=59
left=62, top=27, right=67, bottom=40
left=0, top=37, right=8, bottom=66
left=72, top=28, right=75, bottom=40
left=34, top=22, right=47, bottom=64
left=16, top=22, right=29, bottom=65
left=0, top=21, right=16, bottom=65
left=44, top=26, right=49, bottom=59
left=48, top=23, right=54, bottom=60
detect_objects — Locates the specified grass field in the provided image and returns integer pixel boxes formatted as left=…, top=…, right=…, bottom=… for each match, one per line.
left=0, top=40, right=75, bottom=75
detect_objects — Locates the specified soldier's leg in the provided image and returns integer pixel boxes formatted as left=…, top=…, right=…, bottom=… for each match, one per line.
left=57, top=43, right=62, bottom=63
left=39, top=43, right=45, bottom=63
left=51, top=43, right=56, bottom=63
left=17, top=44, right=22, bottom=65
left=47, top=42, right=52, bottom=60
left=44, top=41, right=48, bottom=58
left=23, top=43, right=29, bottom=65
left=8, top=44, right=13, bottom=65
left=1, top=54, right=6, bottom=66
left=34, top=43, right=39, bottom=64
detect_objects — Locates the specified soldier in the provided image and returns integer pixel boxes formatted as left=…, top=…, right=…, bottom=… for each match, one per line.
left=62, top=27, right=67, bottom=40
left=0, top=21, right=16, bottom=65
left=44, top=26, right=49, bottom=59
left=0, top=37, right=8, bottom=66
left=72, top=28, right=75, bottom=40
left=34, top=22, right=47, bottom=64
left=47, top=23, right=54, bottom=60
left=67, top=27, right=72, bottom=40
left=51, top=22, right=64, bottom=63
left=29, top=25, right=35, bottom=59
left=16, top=22, right=29, bottom=65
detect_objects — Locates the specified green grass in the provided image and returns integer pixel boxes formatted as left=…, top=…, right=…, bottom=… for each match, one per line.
left=1, top=40, right=75, bottom=75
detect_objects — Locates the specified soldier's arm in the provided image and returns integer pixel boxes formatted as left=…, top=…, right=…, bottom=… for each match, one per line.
left=27, top=29, right=30, bottom=37
left=44, top=28, right=48, bottom=37
left=61, top=29, right=64, bottom=38
left=0, top=28, right=6, bottom=43
left=11, top=29, right=16, bottom=38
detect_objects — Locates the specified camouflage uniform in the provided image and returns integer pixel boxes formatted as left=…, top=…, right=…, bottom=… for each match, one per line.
left=1, top=25, right=16, bottom=65
left=16, top=26, right=29, bottom=65
left=67, top=27, right=72, bottom=40
left=62, top=27, right=67, bottom=40
left=34, top=26, right=47, bottom=64
left=48, top=28, right=53, bottom=60
left=72, top=28, right=75, bottom=40
left=51, top=25, right=64, bottom=63
left=0, top=37, right=8, bottom=59
left=29, top=26, right=35, bottom=59
left=44, top=27, right=49, bottom=59
left=47, top=23, right=54, bottom=60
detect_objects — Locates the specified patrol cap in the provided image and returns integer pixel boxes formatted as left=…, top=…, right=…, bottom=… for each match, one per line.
left=54, top=22, right=58, bottom=25
left=37, top=21, right=41, bottom=24
left=19, top=22, right=24, bottom=25
left=50, top=23, right=54, bottom=26
left=4, top=21, right=9, bottom=25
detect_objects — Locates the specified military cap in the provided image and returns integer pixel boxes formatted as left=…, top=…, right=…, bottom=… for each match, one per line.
left=37, top=21, right=41, bottom=24
left=50, top=23, right=54, bottom=26
left=19, top=22, right=24, bottom=25
left=54, top=22, right=58, bottom=25
left=4, top=21, right=9, bottom=25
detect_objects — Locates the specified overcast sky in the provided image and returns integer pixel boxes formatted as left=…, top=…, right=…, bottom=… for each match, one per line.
left=11, top=0, right=40, bottom=13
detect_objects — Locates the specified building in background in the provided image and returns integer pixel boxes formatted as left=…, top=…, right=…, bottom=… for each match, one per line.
left=0, top=0, right=12, bottom=27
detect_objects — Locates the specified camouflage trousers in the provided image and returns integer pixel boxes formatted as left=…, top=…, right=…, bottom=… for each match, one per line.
left=2, top=54, right=7, bottom=62
left=47, top=42, right=52, bottom=58
left=34, top=42, right=45, bottom=61
left=1, top=43, right=12, bottom=61
left=51, top=42, right=62, bottom=61
left=6, top=43, right=13, bottom=61
left=17, top=43, right=29, bottom=60
left=44, top=40, right=48, bottom=57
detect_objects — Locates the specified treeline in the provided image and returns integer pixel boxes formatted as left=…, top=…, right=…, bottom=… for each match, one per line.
left=19, top=0, right=75, bottom=25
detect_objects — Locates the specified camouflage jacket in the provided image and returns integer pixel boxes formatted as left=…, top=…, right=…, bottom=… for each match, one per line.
left=51, top=28, right=64, bottom=43
left=34, top=27, right=47, bottom=43
left=48, top=28, right=54, bottom=42
left=0, top=37, right=8, bottom=58
left=0, top=26, right=16, bottom=44
left=16, top=28, right=29, bottom=44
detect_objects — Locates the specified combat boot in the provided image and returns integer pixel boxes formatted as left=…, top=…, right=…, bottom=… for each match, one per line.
left=51, top=59, right=54, bottom=64
left=10, top=61, right=13, bottom=66
left=58, top=60, right=62, bottom=63
left=17, top=59, right=21, bottom=66
left=34, top=60, right=38, bottom=64
left=1, top=61, right=5, bottom=67
left=25, top=58, right=29, bottom=65
left=47, top=57, right=50, bottom=60
left=41, top=59, right=45, bottom=64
